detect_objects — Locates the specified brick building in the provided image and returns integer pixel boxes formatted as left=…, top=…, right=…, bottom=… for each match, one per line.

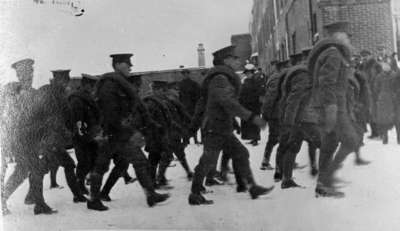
left=250, top=0, right=397, bottom=74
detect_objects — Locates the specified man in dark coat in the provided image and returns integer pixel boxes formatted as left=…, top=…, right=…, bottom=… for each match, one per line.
left=307, top=21, right=362, bottom=197
left=93, top=54, right=169, bottom=210
left=165, top=82, right=194, bottom=180
left=69, top=74, right=101, bottom=195
left=239, top=64, right=263, bottom=145
left=275, top=63, right=321, bottom=189
left=188, top=45, right=274, bottom=205
left=178, top=69, right=201, bottom=144
left=35, top=70, right=87, bottom=203
left=1, top=59, right=57, bottom=215
left=142, top=80, right=175, bottom=189
left=260, top=61, right=288, bottom=171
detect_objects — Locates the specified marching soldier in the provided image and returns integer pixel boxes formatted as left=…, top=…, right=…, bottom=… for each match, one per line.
left=188, top=45, right=274, bottom=205
left=275, top=58, right=321, bottom=189
left=2, top=59, right=57, bottom=215
left=239, top=64, right=263, bottom=146
left=307, top=21, right=362, bottom=197
left=69, top=74, right=101, bottom=195
left=260, top=60, right=289, bottom=173
left=35, top=69, right=87, bottom=203
left=165, top=81, right=194, bottom=180
left=91, top=53, right=169, bottom=210
left=143, top=80, right=175, bottom=189
left=178, top=69, right=201, bottom=144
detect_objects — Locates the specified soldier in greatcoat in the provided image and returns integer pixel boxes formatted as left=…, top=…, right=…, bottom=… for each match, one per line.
left=307, top=21, right=363, bottom=197
left=90, top=54, right=169, bottom=210
left=188, top=45, right=274, bottom=205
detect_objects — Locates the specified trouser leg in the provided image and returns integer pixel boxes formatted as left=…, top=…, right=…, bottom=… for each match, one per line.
left=3, top=163, right=29, bottom=202
left=29, top=167, right=46, bottom=205
left=282, top=131, right=303, bottom=180
left=224, top=135, right=255, bottom=186
left=129, top=146, right=156, bottom=192
left=308, top=142, right=317, bottom=167
left=148, top=151, right=161, bottom=183
left=317, top=132, right=339, bottom=186
left=220, top=150, right=231, bottom=173
left=191, top=134, right=223, bottom=194
left=101, top=155, right=129, bottom=196
left=174, top=145, right=192, bottom=175
left=49, top=165, right=59, bottom=187
left=56, top=149, right=83, bottom=198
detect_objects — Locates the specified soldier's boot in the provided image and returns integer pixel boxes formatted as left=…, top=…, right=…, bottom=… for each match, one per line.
left=260, top=159, right=273, bottom=171
left=87, top=173, right=108, bottom=211
left=179, top=157, right=193, bottom=181
left=281, top=178, right=304, bottom=189
left=315, top=185, right=345, bottom=198
left=145, top=190, right=170, bottom=207
left=134, top=166, right=170, bottom=207
left=249, top=185, right=274, bottom=199
left=156, top=163, right=174, bottom=189
left=33, top=202, right=58, bottom=215
left=240, top=172, right=274, bottom=200
left=77, top=178, right=89, bottom=195
left=355, top=158, right=370, bottom=166
left=205, top=177, right=224, bottom=186
left=64, top=166, right=87, bottom=203
left=273, top=171, right=282, bottom=182
left=188, top=193, right=214, bottom=205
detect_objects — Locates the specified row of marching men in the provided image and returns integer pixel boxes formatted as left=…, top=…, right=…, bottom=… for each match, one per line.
left=253, top=20, right=400, bottom=198
left=185, top=20, right=399, bottom=205
left=0, top=53, right=209, bottom=214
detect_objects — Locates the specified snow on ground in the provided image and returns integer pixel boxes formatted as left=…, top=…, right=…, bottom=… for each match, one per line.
left=1, top=128, right=400, bottom=231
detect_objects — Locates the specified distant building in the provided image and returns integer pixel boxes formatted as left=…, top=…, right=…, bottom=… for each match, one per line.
left=250, top=0, right=397, bottom=74
left=69, top=67, right=209, bottom=97
left=231, top=33, right=252, bottom=70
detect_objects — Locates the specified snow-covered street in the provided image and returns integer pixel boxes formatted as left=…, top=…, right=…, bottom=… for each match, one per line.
left=1, top=129, right=400, bottom=231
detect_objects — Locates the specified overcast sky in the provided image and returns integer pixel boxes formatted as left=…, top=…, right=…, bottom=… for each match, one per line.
left=0, top=0, right=252, bottom=87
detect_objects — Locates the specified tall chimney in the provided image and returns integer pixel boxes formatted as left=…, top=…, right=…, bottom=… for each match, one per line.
left=197, top=43, right=205, bottom=67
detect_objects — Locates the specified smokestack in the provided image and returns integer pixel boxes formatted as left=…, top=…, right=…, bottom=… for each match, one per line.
left=197, top=43, right=205, bottom=67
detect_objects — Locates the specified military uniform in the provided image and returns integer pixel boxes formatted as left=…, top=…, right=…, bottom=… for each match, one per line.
left=2, top=59, right=64, bottom=215
left=188, top=46, right=273, bottom=205
left=164, top=88, right=194, bottom=179
left=35, top=70, right=86, bottom=203
left=178, top=70, right=201, bottom=144
left=91, top=53, right=169, bottom=210
left=307, top=22, right=362, bottom=196
left=239, top=69, right=263, bottom=144
left=142, top=82, right=175, bottom=187
left=260, top=67, right=288, bottom=170
left=276, top=65, right=321, bottom=188
left=69, top=74, right=100, bottom=194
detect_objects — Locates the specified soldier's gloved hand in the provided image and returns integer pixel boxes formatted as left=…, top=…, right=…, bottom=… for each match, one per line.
left=323, top=104, right=338, bottom=132
left=252, top=115, right=267, bottom=129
